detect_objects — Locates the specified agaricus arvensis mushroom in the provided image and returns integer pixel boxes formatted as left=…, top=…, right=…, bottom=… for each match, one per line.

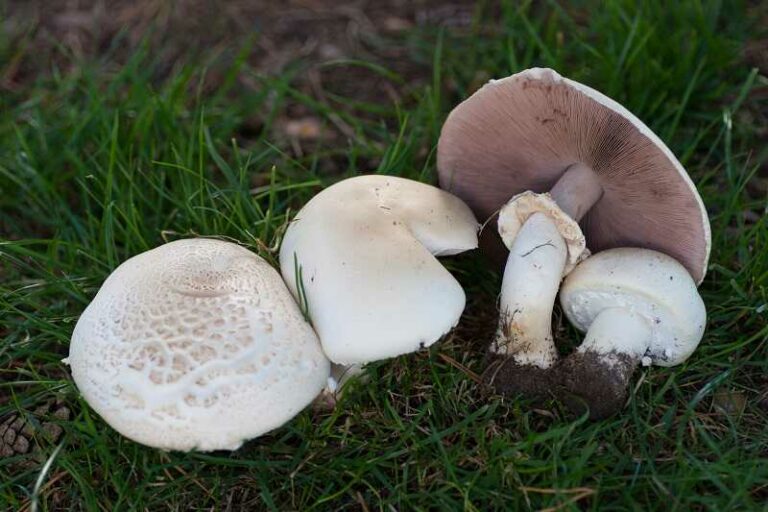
left=437, top=67, right=710, bottom=397
left=558, top=248, right=706, bottom=418
left=66, top=239, right=330, bottom=451
left=279, top=175, right=478, bottom=397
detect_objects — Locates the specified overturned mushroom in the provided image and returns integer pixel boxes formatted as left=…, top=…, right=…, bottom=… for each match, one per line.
left=67, top=239, right=330, bottom=451
left=558, top=248, right=706, bottom=418
left=279, top=175, right=478, bottom=397
left=437, top=67, right=710, bottom=397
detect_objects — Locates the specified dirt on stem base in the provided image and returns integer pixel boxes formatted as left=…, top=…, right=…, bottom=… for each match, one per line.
left=483, top=353, right=557, bottom=400
left=555, top=350, right=638, bottom=419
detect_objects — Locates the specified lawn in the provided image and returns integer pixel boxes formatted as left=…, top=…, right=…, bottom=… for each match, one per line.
left=1, top=1, right=767, bottom=510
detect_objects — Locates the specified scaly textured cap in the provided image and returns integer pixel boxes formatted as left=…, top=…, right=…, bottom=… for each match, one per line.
left=68, top=239, right=330, bottom=452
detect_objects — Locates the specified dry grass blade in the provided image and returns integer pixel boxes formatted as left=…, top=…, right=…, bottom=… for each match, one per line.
left=519, top=486, right=596, bottom=512
left=438, top=352, right=482, bottom=384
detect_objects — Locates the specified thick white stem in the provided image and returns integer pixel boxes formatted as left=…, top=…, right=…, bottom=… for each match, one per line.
left=550, top=163, right=603, bottom=221
left=578, top=308, right=651, bottom=361
left=491, top=212, right=567, bottom=368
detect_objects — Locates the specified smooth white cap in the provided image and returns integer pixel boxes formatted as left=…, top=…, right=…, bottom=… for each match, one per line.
left=279, top=175, right=479, bottom=364
left=560, top=248, right=706, bottom=367
left=68, top=239, right=330, bottom=451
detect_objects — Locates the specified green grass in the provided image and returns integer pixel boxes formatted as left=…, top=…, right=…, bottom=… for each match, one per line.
left=1, top=0, right=767, bottom=510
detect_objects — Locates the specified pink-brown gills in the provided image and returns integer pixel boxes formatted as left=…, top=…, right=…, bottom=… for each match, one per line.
left=437, top=68, right=710, bottom=283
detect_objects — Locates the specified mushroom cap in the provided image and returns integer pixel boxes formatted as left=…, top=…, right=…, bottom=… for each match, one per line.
left=437, top=67, right=710, bottom=283
left=560, top=248, right=706, bottom=367
left=498, top=191, right=588, bottom=275
left=279, top=175, right=479, bottom=365
left=68, top=239, right=330, bottom=451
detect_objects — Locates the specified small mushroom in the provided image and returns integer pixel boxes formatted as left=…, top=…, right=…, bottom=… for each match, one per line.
left=557, top=248, right=706, bottom=418
left=279, top=175, right=478, bottom=395
left=437, top=67, right=710, bottom=397
left=67, top=239, right=330, bottom=451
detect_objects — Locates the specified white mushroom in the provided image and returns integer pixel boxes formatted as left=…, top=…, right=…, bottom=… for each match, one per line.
left=437, top=68, right=710, bottom=397
left=557, top=248, right=706, bottom=418
left=279, top=175, right=478, bottom=389
left=67, top=239, right=330, bottom=451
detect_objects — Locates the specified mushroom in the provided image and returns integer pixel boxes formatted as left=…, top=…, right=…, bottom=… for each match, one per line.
left=437, top=67, right=710, bottom=397
left=67, top=239, right=330, bottom=451
left=557, top=248, right=706, bottom=418
left=279, top=175, right=478, bottom=394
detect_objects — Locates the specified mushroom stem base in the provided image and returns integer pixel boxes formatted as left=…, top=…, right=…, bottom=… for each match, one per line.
left=556, top=308, right=651, bottom=418
left=483, top=353, right=556, bottom=399
left=556, top=350, right=639, bottom=419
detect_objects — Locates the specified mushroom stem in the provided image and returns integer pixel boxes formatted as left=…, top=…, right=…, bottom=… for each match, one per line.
left=550, top=163, right=603, bottom=222
left=577, top=308, right=651, bottom=359
left=485, top=163, right=603, bottom=397
left=491, top=212, right=567, bottom=367
left=557, top=308, right=651, bottom=419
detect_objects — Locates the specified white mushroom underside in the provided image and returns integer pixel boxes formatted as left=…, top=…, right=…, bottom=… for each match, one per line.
left=560, top=248, right=707, bottom=367
left=576, top=307, right=652, bottom=369
left=68, top=239, right=330, bottom=451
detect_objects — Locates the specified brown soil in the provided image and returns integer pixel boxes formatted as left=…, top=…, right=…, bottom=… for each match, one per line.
left=483, top=353, right=556, bottom=401
left=2, top=0, right=477, bottom=92
left=555, top=350, right=639, bottom=419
